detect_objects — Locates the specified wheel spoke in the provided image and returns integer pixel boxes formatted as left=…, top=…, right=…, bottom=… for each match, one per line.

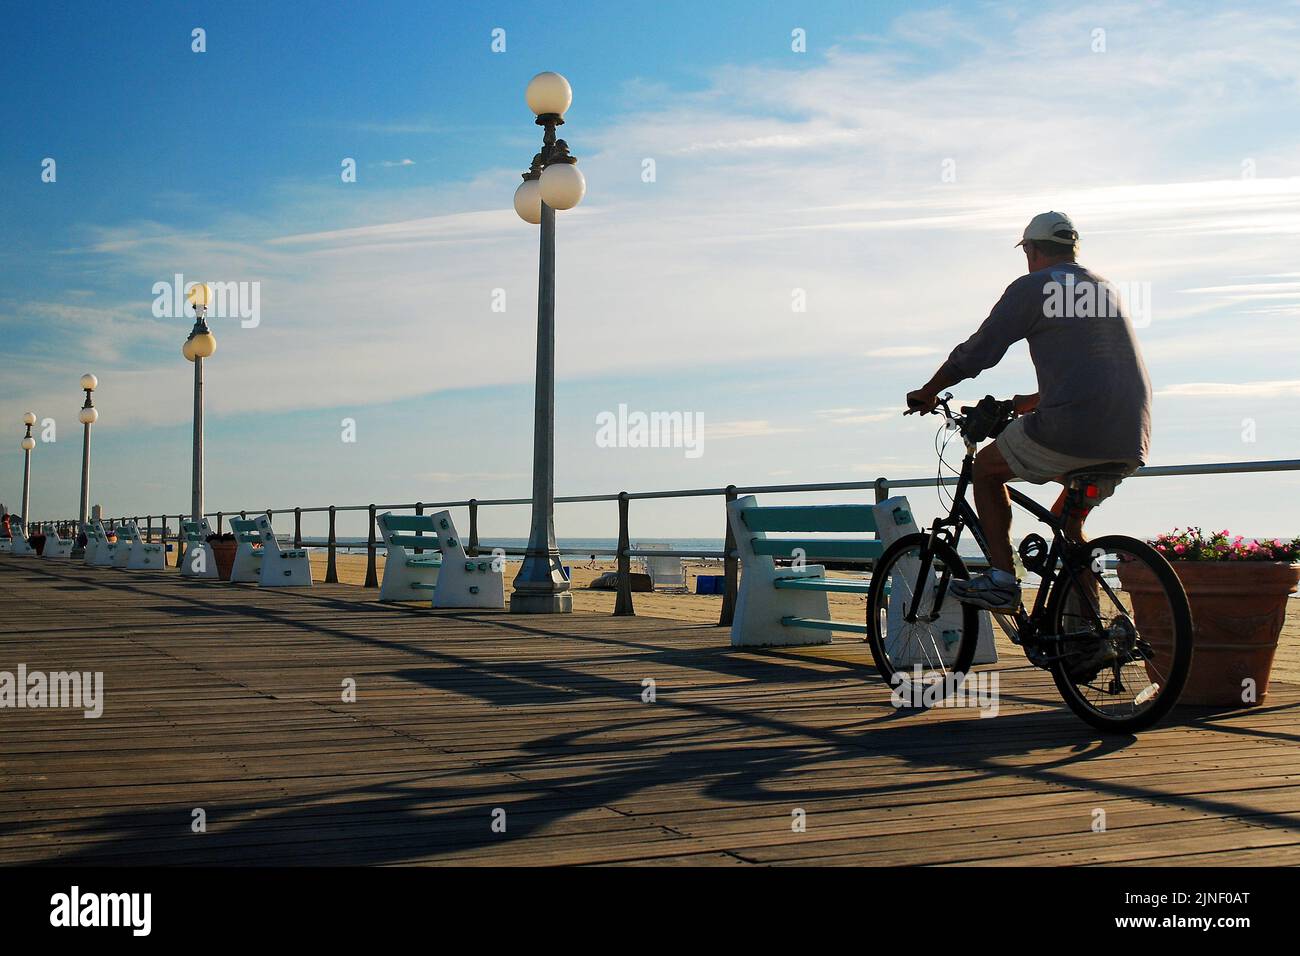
left=869, top=537, right=977, bottom=689
left=1052, top=537, right=1191, bottom=730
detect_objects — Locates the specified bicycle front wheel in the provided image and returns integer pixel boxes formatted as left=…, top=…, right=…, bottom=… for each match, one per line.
left=1048, top=534, right=1193, bottom=733
left=866, top=532, right=981, bottom=687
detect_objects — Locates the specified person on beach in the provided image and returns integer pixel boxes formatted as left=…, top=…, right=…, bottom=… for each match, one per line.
left=905, top=211, right=1151, bottom=611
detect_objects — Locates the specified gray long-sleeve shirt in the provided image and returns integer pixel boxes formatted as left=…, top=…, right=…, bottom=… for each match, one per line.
left=940, top=262, right=1151, bottom=462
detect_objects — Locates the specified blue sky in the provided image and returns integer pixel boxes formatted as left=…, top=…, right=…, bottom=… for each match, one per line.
left=2, top=0, right=1299, bottom=541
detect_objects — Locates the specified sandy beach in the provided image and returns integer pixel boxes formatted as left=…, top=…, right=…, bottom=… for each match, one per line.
left=309, top=550, right=1300, bottom=686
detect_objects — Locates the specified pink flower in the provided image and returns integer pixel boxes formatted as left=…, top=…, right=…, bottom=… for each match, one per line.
left=1174, top=543, right=1187, bottom=554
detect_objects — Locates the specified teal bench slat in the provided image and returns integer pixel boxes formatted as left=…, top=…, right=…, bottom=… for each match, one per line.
left=780, top=616, right=870, bottom=634
left=411, top=582, right=438, bottom=590
left=383, top=515, right=437, bottom=532
left=389, top=534, right=444, bottom=549
left=773, top=576, right=872, bottom=594
left=751, top=538, right=884, bottom=560
left=229, top=520, right=262, bottom=543
left=741, top=505, right=877, bottom=533
left=404, top=557, right=442, bottom=567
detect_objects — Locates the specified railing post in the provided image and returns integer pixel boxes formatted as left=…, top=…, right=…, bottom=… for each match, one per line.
left=217, top=511, right=223, bottom=534
left=467, top=498, right=480, bottom=556
left=414, top=501, right=424, bottom=554
left=364, top=504, right=378, bottom=587
left=294, top=507, right=302, bottom=549
left=146, top=515, right=152, bottom=543
left=326, top=505, right=338, bottom=584
left=176, top=514, right=185, bottom=566
left=874, top=478, right=890, bottom=548
left=719, top=484, right=739, bottom=627
left=614, top=492, right=634, bottom=616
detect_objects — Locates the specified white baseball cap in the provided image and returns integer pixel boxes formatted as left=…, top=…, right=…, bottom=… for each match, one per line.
left=1015, top=211, right=1079, bottom=248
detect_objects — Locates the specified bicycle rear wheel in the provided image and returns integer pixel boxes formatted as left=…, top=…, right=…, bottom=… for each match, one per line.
left=1048, top=534, right=1193, bottom=733
left=866, top=533, right=981, bottom=694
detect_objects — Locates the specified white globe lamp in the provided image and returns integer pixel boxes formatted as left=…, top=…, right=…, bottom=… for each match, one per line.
left=525, top=72, right=572, bottom=117
left=514, top=179, right=543, bottom=224
left=540, top=162, right=585, bottom=210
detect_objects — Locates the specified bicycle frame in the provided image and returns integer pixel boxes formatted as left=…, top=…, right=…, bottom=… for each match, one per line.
left=906, top=446, right=1081, bottom=648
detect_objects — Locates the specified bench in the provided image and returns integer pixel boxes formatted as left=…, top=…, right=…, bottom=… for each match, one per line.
left=8, top=519, right=37, bottom=557
left=228, top=518, right=265, bottom=582
left=377, top=513, right=443, bottom=601
left=86, top=520, right=121, bottom=567
left=179, top=518, right=221, bottom=578
left=726, top=495, right=885, bottom=646
left=252, top=514, right=312, bottom=587
left=422, top=510, right=503, bottom=609
left=41, top=526, right=74, bottom=558
left=114, top=521, right=166, bottom=571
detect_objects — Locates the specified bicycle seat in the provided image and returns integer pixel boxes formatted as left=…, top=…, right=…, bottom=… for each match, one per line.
left=1064, top=461, right=1135, bottom=506
left=1064, top=461, right=1132, bottom=484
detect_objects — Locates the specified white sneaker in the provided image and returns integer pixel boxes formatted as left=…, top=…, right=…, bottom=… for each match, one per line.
left=948, top=569, right=1020, bottom=612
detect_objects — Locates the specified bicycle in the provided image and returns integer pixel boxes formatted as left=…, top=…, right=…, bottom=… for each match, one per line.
left=865, top=393, right=1193, bottom=733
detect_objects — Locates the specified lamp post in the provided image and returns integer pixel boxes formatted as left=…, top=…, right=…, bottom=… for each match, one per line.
left=183, top=283, right=217, bottom=523
left=509, top=71, right=586, bottom=615
left=19, top=411, right=35, bottom=524
left=75, top=374, right=97, bottom=555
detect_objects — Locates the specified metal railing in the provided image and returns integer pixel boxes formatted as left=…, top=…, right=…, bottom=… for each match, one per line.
left=36, top=457, right=1300, bottom=625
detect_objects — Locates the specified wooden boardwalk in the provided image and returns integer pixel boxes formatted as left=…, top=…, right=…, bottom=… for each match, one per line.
left=2, top=553, right=1299, bottom=866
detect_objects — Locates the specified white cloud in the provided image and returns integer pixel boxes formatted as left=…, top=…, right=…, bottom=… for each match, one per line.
left=1157, top=380, right=1300, bottom=398
left=865, top=346, right=940, bottom=359
left=707, top=420, right=801, bottom=440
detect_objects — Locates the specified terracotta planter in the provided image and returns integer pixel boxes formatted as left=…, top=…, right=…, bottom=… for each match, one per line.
left=210, top=539, right=238, bottom=580
left=31, top=534, right=47, bottom=555
left=1120, top=560, right=1299, bottom=706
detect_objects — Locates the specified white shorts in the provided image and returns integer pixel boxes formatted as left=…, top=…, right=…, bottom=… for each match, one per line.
left=995, top=417, right=1140, bottom=504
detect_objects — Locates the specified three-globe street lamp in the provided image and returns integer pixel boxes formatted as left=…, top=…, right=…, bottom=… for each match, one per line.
left=75, top=373, right=98, bottom=554
left=510, top=71, right=586, bottom=615
left=19, top=411, right=36, bottom=526
left=183, top=283, right=217, bottom=525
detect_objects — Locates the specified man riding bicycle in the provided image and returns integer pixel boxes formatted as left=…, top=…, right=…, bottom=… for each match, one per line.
left=905, top=211, right=1152, bottom=612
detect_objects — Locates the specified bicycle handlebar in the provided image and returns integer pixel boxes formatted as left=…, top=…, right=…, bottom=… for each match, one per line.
left=916, top=392, right=1016, bottom=443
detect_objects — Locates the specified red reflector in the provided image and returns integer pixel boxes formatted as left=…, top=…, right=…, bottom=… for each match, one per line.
left=1085, top=483, right=1099, bottom=499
